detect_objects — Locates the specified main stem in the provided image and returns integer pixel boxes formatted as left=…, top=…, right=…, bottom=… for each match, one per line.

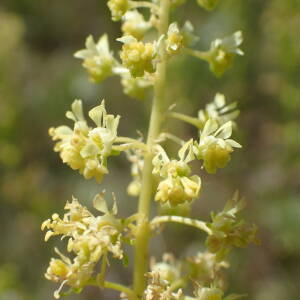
left=133, top=0, right=170, bottom=298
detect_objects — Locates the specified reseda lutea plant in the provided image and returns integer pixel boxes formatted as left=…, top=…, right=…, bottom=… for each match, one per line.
left=42, top=0, right=258, bottom=299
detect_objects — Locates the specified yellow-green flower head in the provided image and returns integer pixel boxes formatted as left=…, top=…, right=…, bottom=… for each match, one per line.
left=166, top=23, right=184, bottom=55
left=155, top=174, right=200, bottom=206
left=121, top=70, right=153, bottom=100
left=45, top=248, right=94, bottom=298
left=118, top=35, right=158, bottom=77
left=194, top=119, right=241, bottom=174
left=121, top=10, right=151, bottom=40
left=153, top=140, right=201, bottom=206
left=150, top=254, right=181, bottom=284
left=196, top=0, right=220, bottom=11
left=107, top=0, right=130, bottom=21
left=206, top=192, right=258, bottom=260
left=74, top=34, right=116, bottom=83
left=49, top=99, right=120, bottom=182
left=43, top=195, right=124, bottom=298
left=188, top=251, right=228, bottom=288
left=198, top=93, right=239, bottom=127
left=207, top=31, right=244, bottom=77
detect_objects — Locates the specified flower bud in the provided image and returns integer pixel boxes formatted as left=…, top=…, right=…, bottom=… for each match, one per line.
left=118, top=36, right=156, bottom=77
left=121, top=72, right=152, bottom=100
left=122, top=10, right=151, bottom=40
left=45, top=258, right=69, bottom=282
left=207, top=31, right=243, bottom=77
left=166, top=23, right=183, bottom=55
left=74, top=35, right=116, bottom=83
left=194, top=119, right=241, bottom=174
left=107, top=0, right=129, bottom=21
left=49, top=100, right=120, bottom=182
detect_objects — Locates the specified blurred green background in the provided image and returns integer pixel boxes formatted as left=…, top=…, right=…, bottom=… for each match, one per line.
left=0, top=0, right=300, bottom=299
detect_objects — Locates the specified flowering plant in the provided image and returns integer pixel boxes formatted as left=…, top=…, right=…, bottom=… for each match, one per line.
left=43, top=1, right=258, bottom=299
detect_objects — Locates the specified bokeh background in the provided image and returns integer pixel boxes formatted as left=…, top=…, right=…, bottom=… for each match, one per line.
left=1, top=0, right=300, bottom=299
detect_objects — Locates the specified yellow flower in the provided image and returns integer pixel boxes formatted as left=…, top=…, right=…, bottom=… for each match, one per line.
left=49, top=99, right=120, bottom=182
left=153, top=140, right=201, bottom=206
left=121, top=70, right=152, bottom=100
left=166, top=23, right=184, bottom=55
left=207, top=31, right=244, bottom=77
left=74, top=34, right=116, bottom=83
left=194, top=119, right=241, bottom=174
left=107, top=0, right=129, bottom=21
left=118, top=35, right=157, bottom=77
left=42, top=195, right=124, bottom=298
left=121, top=10, right=151, bottom=40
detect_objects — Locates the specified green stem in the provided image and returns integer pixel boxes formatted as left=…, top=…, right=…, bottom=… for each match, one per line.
left=168, top=111, right=204, bottom=129
left=115, top=136, right=144, bottom=144
left=133, top=0, right=170, bottom=298
left=114, top=137, right=148, bottom=151
left=184, top=48, right=211, bottom=61
left=151, top=215, right=212, bottom=235
left=89, top=279, right=136, bottom=300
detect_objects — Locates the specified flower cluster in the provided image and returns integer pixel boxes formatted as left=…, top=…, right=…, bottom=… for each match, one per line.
left=198, top=93, right=239, bottom=127
left=44, top=0, right=258, bottom=299
left=188, top=251, right=228, bottom=288
left=166, top=23, right=184, bottom=56
left=107, top=0, right=130, bottom=21
left=74, top=34, right=117, bottom=83
left=153, top=140, right=201, bottom=206
left=122, top=10, right=151, bottom=40
left=49, top=100, right=120, bottom=182
left=118, top=35, right=157, bottom=77
left=42, top=195, right=124, bottom=298
left=205, top=193, right=258, bottom=260
left=121, top=71, right=153, bottom=100
left=206, top=31, right=244, bottom=77
left=193, top=119, right=241, bottom=174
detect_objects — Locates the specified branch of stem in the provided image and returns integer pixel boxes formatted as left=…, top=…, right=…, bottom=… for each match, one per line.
left=168, top=111, right=204, bottom=129
left=89, top=279, right=136, bottom=300
left=184, top=48, right=211, bottom=61
left=151, top=215, right=212, bottom=235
